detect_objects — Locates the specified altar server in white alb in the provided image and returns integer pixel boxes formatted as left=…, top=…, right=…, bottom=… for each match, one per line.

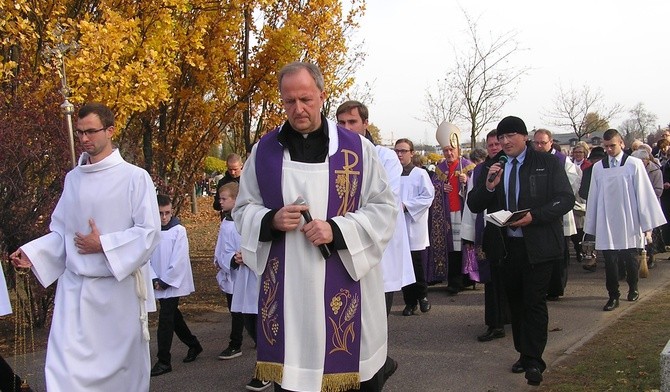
left=10, top=102, right=161, bottom=392
left=584, top=128, right=666, bottom=312
left=149, top=194, right=202, bottom=377
left=234, top=62, right=398, bottom=392
left=336, top=100, right=415, bottom=315
left=395, top=138, right=435, bottom=316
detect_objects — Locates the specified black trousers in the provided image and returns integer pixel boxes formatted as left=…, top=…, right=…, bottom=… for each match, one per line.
left=484, top=260, right=510, bottom=329
left=226, top=293, right=250, bottom=349
left=570, top=228, right=585, bottom=261
left=447, top=250, right=464, bottom=288
left=384, top=292, right=394, bottom=316
left=226, top=293, right=244, bottom=349
left=401, top=250, right=427, bottom=306
left=602, top=249, right=639, bottom=299
left=157, top=297, right=200, bottom=364
left=502, top=238, right=553, bottom=372
left=547, top=237, right=569, bottom=297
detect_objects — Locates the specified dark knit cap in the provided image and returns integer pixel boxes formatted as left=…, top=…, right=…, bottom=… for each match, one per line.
left=496, top=116, right=528, bottom=136
left=588, top=146, right=607, bottom=161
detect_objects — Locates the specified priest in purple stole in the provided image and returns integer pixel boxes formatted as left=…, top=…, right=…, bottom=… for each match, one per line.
left=428, top=122, right=475, bottom=292
left=233, top=62, right=397, bottom=392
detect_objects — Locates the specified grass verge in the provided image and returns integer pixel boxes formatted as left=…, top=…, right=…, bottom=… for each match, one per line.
left=539, top=284, right=670, bottom=392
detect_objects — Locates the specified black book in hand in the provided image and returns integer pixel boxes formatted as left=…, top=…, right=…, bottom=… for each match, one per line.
left=485, top=209, right=530, bottom=227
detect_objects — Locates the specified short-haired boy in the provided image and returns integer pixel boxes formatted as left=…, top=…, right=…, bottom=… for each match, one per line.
left=150, top=195, right=202, bottom=376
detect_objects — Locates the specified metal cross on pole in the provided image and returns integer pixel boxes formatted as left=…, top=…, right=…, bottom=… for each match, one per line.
left=57, top=55, right=77, bottom=169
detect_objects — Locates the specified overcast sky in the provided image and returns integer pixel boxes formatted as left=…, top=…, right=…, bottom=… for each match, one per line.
left=350, top=0, right=670, bottom=145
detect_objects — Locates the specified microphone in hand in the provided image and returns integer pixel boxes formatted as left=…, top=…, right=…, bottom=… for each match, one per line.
left=293, top=196, right=332, bottom=259
left=487, top=156, right=508, bottom=183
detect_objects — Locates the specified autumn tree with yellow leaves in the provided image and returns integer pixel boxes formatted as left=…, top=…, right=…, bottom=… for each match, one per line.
left=1, top=0, right=366, bottom=212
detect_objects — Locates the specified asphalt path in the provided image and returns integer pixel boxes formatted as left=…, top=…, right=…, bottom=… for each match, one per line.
left=9, top=253, right=670, bottom=391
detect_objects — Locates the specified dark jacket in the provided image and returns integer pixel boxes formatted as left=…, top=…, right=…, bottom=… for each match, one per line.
left=212, top=172, right=241, bottom=211
left=467, top=147, right=575, bottom=264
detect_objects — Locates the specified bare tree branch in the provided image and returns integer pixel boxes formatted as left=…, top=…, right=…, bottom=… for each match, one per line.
left=543, top=84, right=623, bottom=140
left=420, top=11, right=528, bottom=148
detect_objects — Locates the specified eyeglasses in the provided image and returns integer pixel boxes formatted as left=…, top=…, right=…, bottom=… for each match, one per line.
left=75, top=127, right=108, bottom=137
left=497, top=132, right=519, bottom=141
left=533, top=140, right=550, bottom=146
left=394, top=149, right=411, bottom=154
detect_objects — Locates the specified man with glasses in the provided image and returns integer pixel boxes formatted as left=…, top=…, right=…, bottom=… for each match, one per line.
left=394, top=138, right=435, bottom=316
left=584, top=129, right=665, bottom=312
left=10, top=102, right=161, bottom=391
left=532, top=129, right=580, bottom=301
left=468, top=116, right=574, bottom=386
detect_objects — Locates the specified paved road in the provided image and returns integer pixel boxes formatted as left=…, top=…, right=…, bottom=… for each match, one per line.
left=10, top=254, right=670, bottom=391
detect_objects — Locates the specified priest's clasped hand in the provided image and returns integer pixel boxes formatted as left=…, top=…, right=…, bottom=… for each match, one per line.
left=301, top=219, right=333, bottom=247
left=273, top=204, right=309, bottom=232
left=74, top=218, right=103, bottom=254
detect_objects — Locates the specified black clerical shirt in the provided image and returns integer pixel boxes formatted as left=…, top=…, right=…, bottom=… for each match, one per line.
left=277, top=115, right=329, bottom=163
left=258, top=116, right=346, bottom=250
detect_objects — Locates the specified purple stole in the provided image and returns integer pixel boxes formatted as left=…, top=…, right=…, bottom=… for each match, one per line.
left=254, top=125, right=364, bottom=391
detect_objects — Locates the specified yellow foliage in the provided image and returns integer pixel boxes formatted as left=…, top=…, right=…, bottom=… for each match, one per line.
left=1, top=0, right=366, bottom=211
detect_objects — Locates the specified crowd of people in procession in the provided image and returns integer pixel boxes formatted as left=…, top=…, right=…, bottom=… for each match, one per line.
left=3, top=61, right=670, bottom=391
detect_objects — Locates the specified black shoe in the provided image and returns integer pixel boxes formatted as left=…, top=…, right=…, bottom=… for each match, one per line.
left=511, top=360, right=525, bottom=374
left=582, top=262, right=597, bottom=272
left=218, top=346, right=242, bottom=360
left=151, top=361, right=172, bottom=377
left=445, top=286, right=459, bottom=296
left=183, top=345, right=203, bottom=363
left=477, top=327, right=505, bottom=342
left=627, top=290, right=639, bottom=302
left=381, top=356, right=398, bottom=388
left=419, top=298, right=431, bottom=313
left=525, top=367, right=543, bottom=386
left=603, top=298, right=619, bottom=311
left=402, top=305, right=416, bottom=316
left=245, top=378, right=272, bottom=391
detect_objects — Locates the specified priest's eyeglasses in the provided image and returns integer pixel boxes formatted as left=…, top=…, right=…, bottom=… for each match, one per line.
left=75, top=127, right=108, bottom=137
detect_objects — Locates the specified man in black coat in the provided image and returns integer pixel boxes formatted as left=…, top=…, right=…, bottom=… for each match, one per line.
left=467, top=116, right=575, bottom=387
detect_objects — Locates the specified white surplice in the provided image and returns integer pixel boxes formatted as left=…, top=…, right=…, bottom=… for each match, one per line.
left=149, top=223, right=195, bottom=298
left=230, top=264, right=259, bottom=314
left=399, top=167, right=435, bottom=251
left=584, top=156, right=666, bottom=250
left=215, top=216, right=260, bottom=314
left=214, top=218, right=238, bottom=295
left=375, top=146, right=415, bottom=291
left=20, top=149, right=160, bottom=392
left=233, top=120, right=397, bottom=392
